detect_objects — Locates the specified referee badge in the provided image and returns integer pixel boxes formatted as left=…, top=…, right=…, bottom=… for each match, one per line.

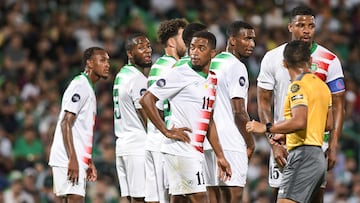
left=290, top=84, right=300, bottom=93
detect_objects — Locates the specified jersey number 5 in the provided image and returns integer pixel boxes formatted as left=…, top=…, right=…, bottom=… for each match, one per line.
left=113, top=89, right=121, bottom=119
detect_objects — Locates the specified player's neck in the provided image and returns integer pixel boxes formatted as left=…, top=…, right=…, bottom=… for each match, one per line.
left=290, top=67, right=310, bottom=81
left=165, top=48, right=180, bottom=60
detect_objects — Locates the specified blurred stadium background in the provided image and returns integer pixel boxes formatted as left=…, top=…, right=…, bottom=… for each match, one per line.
left=0, top=0, right=360, bottom=202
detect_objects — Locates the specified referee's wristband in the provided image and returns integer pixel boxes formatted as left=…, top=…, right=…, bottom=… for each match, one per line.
left=266, top=122, right=273, bottom=134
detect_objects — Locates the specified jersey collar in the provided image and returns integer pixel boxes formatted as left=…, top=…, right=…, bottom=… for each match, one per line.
left=127, top=64, right=145, bottom=75
left=310, top=41, right=317, bottom=54
left=187, top=61, right=208, bottom=78
left=81, top=72, right=95, bottom=91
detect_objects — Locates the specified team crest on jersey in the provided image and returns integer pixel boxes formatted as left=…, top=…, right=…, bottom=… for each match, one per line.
left=290, top=84, right=300, bottom=93
left=156, top=79, right=166, bottom=87
left=291, top=94, right=303, bottom=101
left=140, top=88, right=146, bottom=96
left=310, top=63, right=318, bottom=72
left=239, top=76, right=246, bottom=86
left=71, top=93, right=80, bottom=102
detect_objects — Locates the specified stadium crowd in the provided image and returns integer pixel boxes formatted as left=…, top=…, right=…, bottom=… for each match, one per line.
left=0, top=0, right=360, bottom=202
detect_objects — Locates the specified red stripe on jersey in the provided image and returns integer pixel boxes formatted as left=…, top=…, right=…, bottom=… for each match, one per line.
left=194, top=145, right=204, bottom=153
left=313, top=60, right=330, bottom=72
left=191, top=71, right=217, bottom=154
left=200, top=111, right=211, bottom=119
left=83, top=157, right=91, bottom=165
left=318, top=50, right=335, bottom=60
left=194, top=134, right=205, bottom=142
left=197, top=122, right=209, bottom=131
left=314, top=72, right=326, bottom=81
left=85, top=146, right=92, bottom=154
left=208, top=99, right=215, bottom=108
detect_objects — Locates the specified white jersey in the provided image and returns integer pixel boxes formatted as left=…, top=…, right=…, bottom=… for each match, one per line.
left=204, top=52, right=248, bottom=152
left=258, top=42, right=345, bottom=124
left=146, top=55, right=177, bottom=152
left=49, top=73, right=96, bottom=169
left=113, top=65, right=147, bottom=156
left=148, top=62, right=217, bottom=159
left=257, top=43, right=289, bottom=123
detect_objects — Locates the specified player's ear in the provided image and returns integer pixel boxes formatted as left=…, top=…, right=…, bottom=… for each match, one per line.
left=167, top=37, right=176, bottom=48
left=86, top=58, right=93, bottom=70
left=229, top=36, right=236, bottom=46
left=210, top=49, right=216, bottom=58
left=288, top=23, right=293, bottom=33
left=283, top=60, right=289, bottom=69
left=126, top=50, right=132, bottom=60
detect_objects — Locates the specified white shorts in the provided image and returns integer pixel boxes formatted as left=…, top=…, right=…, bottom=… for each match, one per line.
left=204, top=150, right=248, bottom=187
left=268, top=149, right=284, bottom=188
left=52, top=166, right=87, bottom=197
left=116, top=155, right=145, bottom=198
left=163, top=153, right=206, bottom=195
left=145, top=150, right=169, bottom=203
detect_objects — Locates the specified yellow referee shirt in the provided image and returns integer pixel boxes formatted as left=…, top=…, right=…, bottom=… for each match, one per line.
left=283, top=73, right=332, bottom=151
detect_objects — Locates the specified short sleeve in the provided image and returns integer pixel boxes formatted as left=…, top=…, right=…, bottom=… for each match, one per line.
left=131, top=75, right=147, bottom=109
left=228, top=61, right=248, bottom=99
left=63, top=82, right=89, bottom=115
left=257, top=51, right=276, bottom=90
left=148, top=68, right=185, bottom=101
left=287, top=82, right=308, bottom=108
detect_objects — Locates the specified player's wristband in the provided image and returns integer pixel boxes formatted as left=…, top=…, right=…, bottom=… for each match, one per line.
left=266, top=122, right=273, bottom=134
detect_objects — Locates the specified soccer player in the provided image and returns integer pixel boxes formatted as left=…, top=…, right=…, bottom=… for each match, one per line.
left=113, top=33, right=152, bottom=203
left=257, top=5, right=345, bottom=202
left=140, top=31, right=231, bottom=203
left=247, top=40, right=333, bottom=203
left=146, top=18, right=187, bottom=203
left=173, top=22, right=207, bottom=66
left=48, top=47, right=110, bottom=202
left=204, top=21, right=256, bottom=203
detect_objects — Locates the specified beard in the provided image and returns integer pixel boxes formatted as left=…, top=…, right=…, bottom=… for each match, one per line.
left=93, top=70, right=108, bottom=80
left=137, top=61, right=152, bottom=68
left=134, top=55, right=152, bottom=68
left=192, top=64, right=203, bottom=71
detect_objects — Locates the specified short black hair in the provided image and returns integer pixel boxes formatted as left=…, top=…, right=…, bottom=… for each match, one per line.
left=182, top=22, right=207, bottom=47
left=226, top=21, right=254, bottom=37
left=290, top=6, right=315, bottom=22
left=283, top=40, right=311, bottom=68
left=82, top=47, right=104, bottom=68
left=125, top=33, right=147, bottom=51
left=192, top=31, right=216, bottom=50
left=157, top=18, right=188, bottom=45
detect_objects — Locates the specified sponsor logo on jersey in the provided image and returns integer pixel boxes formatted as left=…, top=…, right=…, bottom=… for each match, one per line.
left=291, top=94, right=303, bottom=101
left=239, top=76, right=246, bottom=86
left=71, top=93, right=81, bottom=102
left=140, top=88, right=146, bottom=96
left=156, top=79, right=166, bottom=87
left=290, top=84, right=300, bottom=93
